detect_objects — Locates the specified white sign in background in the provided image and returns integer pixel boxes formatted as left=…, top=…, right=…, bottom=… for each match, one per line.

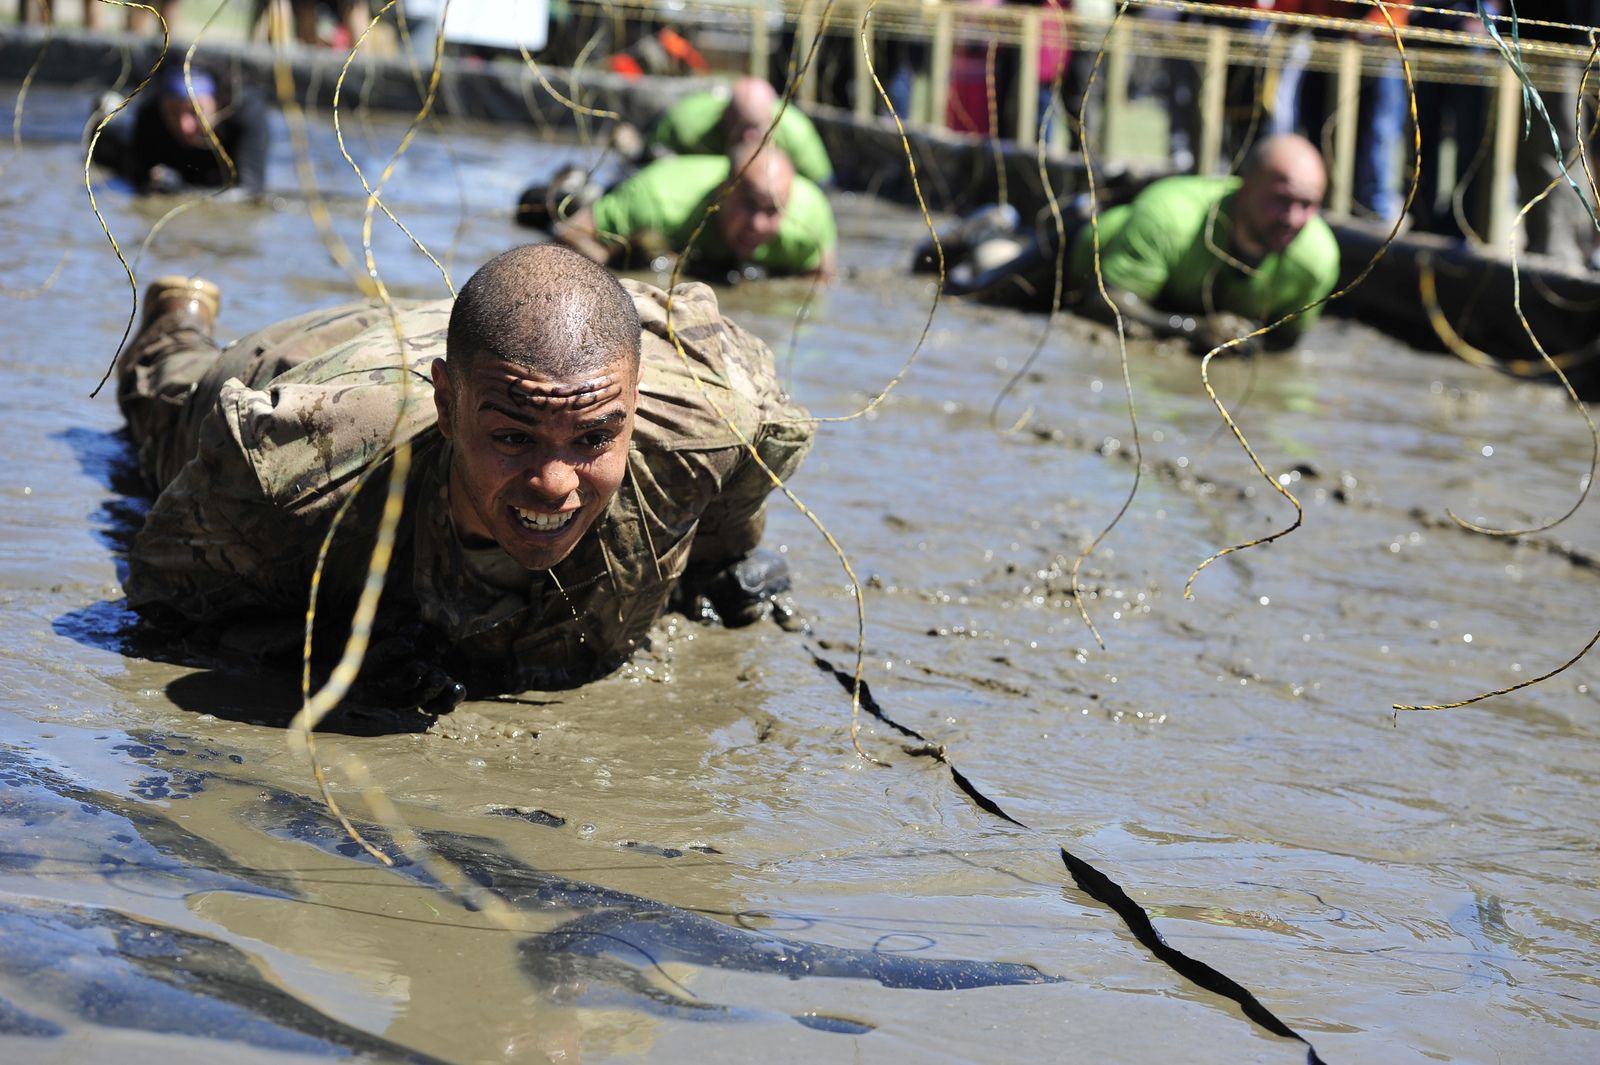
left=404, top=0, right=550, bottom=52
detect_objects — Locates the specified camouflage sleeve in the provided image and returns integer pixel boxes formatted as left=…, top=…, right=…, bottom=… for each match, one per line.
left=686, top=414, right=812, bottom=566
left=685, top=314, right=814, bottom=567
left=124, top=300, right=445, bottom=626
left=125, top=406, right=326, bottom=622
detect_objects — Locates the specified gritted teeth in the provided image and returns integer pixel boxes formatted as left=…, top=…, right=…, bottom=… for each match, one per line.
left=513, top=506, right=575, bottom=532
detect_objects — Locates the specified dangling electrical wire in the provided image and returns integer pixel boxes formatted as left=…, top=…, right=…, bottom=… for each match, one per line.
left=330, top=0, right=455, bottom=295
left=85, top=1, right=167, bottom=400
left=289, top=0, right=458, bottom=860
left=267, top=5, right=375, bottom=295
left=1061, top=0, right=1145, bottom=649
left=1394, top=29, right=1600, bottom=713
left=0, top=3, right=52, bottom=181
left=130, top=1, right=243, bottom=273
left=655, top=0, right=894, bottom=763
left=1184, top=0, right=1419, bottom=600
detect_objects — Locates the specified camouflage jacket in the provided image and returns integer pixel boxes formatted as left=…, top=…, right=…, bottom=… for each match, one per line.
left=126, top=280, right=812, bottom=693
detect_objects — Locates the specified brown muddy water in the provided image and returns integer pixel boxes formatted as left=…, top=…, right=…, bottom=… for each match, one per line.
left=1, top=84, right=1598, bottom=1064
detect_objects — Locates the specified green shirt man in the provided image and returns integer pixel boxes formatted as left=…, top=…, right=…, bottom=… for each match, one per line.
left=947, top=134, right=1338, bottom=352
left=1070, top=174, right=1340, bottom=344
left=650, top=78, right=834, bottom=185
left=561, top=148, right=837, bottom=279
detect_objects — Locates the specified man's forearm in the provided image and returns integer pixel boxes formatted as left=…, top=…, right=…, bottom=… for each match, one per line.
left=1076, top=286, right=1190, bottom=340
left=809, top=244, right=837, bottom=282
left=1078, top=289, right=1266, bottom=354
left=552, top=207, right=613, bottom=265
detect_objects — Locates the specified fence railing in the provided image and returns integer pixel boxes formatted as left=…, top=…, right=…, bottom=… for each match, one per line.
left=11, top=0, right=1598, bottom=249
left=562, top=0, right=1600, bottom=250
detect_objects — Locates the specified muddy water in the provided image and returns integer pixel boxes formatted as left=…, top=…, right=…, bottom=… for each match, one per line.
left=1, top=84, right=1597, bottom=1064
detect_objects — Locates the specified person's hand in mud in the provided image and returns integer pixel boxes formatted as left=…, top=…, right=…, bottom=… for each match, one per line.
left=672, top=549, right=792, bottom=627
left=354, top=620, right=465, bottom=715
left=145, top=163, right=185, bottom=194
left=1186, top=311, right=1264, bottom=357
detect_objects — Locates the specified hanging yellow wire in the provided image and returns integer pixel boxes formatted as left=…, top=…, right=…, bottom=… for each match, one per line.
left=329, top=0, right=456, bottom=296
left=289, top=0, right=457, bottom=861
left=267, top=5, right=375, bottom=295
left=1394, top=30, right=1600, bottom=714
left=85, top=1, right=167, bottom=400
left=0, top=4, right=52, bottom=182
left=1184, top=0, right=1420, bottom=600
left=1066, top=0, right=1145, bottom=651
left=130, top=1, right=243, bottom=275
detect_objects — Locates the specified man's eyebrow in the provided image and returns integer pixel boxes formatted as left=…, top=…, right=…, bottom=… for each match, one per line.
left=475, top=400, right=627, bottom=432
left=575, top=410, right=627, bottom=432
left=477, top=399, right=543, bottom=425
left=505, top=373, right=623, bottom=410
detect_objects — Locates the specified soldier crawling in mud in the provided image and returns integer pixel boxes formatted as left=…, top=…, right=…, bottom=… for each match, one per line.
left=116, top=244, right=811, bottom=712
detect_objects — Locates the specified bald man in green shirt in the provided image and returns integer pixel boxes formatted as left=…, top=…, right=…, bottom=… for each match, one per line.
left=555, top=142, right=837, bottom=280
left=937, top=135, right=1340, bottom=352
left=649, top=77, right=834, bottom=186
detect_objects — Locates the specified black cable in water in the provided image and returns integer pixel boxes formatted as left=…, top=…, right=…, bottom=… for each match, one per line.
left=809, top=647, right=1327, bottom=1065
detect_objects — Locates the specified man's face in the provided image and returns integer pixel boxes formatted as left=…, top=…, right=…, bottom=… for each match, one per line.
left=718, top=166, right=790, bottom=262
left=431, top=353, right=639, bottom=572
left=724, top=117, right=764, bottom=147
left=1237, top=162, right=1324, bottom=255
left=159, top=93, right=218, bottom=150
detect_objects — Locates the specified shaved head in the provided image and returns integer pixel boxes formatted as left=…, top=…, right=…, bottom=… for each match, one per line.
left=432, top=244, right=642, bottom=572
left=446, top=243, right=641, bottom=383
left=1234, top=134, right=1327, bottom=258
left=719, top=143, right=795, bottom=261
left=723, top=76, right=780, bottom=145
left=1241, top=133, right=1327, bottom=196
left=728, top=139, right=795, bottom=191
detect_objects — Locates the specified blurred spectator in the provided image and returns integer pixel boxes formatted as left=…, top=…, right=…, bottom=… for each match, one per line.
left=1032, top=0, right=1072, bottom=144
left=1056, top=0, right=1110, bottom=152
left=1510, top=0, right=1597, bottom=265
left=607, top=26, right=708, bottom=80
left=880, top=33, right=928, bottom=122
left=1410, top=0, right=1502, bottom=240
left=251, top=0, right=372, bottom=49
left=947, top=0, right=1018, bottom=136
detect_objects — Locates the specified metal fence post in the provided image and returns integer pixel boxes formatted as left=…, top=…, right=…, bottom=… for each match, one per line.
left=1488, top=62, right=1522, bottom=254
left=1330, top=37, right=1361, bottom=216
left=930, top=4, right=954, bottom=131
left=750, top=4, right=770, bottom=82
left=1198, top=25, right=1229, bottom=176
left=1017, top=9, right=1041, bottom=147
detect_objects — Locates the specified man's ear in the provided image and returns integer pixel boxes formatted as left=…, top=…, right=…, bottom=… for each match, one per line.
left=431, top=359, right=455, bottom=439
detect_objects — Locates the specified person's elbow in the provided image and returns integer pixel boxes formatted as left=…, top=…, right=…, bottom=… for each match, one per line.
left=552, top=209, right=612, bottom=265
left=1261, top=326, right=1302, bottom=353
left=807, top=244, right=837, bottom=282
